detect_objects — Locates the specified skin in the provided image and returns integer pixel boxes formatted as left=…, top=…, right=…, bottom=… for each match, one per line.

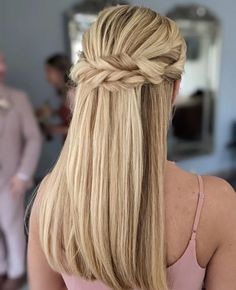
left=0, top=53, right=29, bottom=198
left=45, top=64, right=65, bottom=91
left=10, top=176, right=30, bottom=197
left=28, top=81, right=236, bottom=290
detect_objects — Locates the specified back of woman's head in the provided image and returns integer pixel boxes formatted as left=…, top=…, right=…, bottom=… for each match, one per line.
left=46, top=53, right=72, bottom=83
left=39, top=5, right=186, bottom=290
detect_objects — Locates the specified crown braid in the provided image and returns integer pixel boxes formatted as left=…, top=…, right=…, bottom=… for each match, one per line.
left=71, top=45, right=185, bottom=92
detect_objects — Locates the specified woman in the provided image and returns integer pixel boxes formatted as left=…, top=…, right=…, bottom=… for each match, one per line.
left=38, top=54, right=72, bottom=138
left=28, top=5, right=236, bottom=290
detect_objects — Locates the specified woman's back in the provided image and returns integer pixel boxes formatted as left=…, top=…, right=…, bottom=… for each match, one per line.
left=28, top=162, right=236, bottom=290
left=166, top=163, right=236, bottom=289
left=165, top=164, right=213, bottom=270
left=28, top=5, right=236, bottom=290
left=35, top=162, right=236, bottom=290
left=61, top=164, right=206, bottom=290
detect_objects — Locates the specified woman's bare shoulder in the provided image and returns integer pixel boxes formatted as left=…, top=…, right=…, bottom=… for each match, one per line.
left=202, top=175, right=236, bottom=240
left=180, top=171, right=236, bottom=266
left=203, top=176, right=236, bottom=224
left=203, top=175, right=236, bottom=217
left=203, top=175, right=235, bottom=195
left=202, top=176, right=236, bottom=289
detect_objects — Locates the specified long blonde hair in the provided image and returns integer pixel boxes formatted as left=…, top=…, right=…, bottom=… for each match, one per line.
left=39, top=5, right=186, bottom=290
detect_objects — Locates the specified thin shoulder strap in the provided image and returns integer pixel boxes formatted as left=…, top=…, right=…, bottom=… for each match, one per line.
left=191, top=175, right=205, bottom=240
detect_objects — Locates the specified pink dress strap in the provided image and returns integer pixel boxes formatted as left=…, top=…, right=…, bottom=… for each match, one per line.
left=191, top=175, right=205, bottom=240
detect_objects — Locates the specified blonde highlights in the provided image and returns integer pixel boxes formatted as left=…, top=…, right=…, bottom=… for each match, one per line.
left=39, top=5, right=186, bottom=290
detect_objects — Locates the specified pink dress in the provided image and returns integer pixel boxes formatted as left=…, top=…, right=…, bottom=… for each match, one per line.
left=62, top=175, right=206, bottom=290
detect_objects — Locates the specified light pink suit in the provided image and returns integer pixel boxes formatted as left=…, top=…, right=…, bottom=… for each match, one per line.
left=0, top=84, right=42, bottom=278
left=62, top=176, right=206, bottom=290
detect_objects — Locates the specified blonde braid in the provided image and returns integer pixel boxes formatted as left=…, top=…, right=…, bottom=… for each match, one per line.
left=39, top=5, right=186, bottom=290
left=71, top=43, right=186, bottom=92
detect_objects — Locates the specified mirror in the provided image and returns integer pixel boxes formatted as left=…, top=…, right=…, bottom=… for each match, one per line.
left=66, top=3, right=221, bottom=161
left=66, top=0, right=127, bottom=63
left=167, top=5, right=222, bottom=160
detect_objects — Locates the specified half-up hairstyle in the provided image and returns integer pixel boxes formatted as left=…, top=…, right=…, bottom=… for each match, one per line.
left=39, top=5, right=186, bottom=290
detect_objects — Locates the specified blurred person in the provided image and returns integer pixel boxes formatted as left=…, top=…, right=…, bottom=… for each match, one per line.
left=37, top=54, right=73, bottom=139
left=28, top=5, right=236, bottom=290
left=0, top=53, right=42, bottom=290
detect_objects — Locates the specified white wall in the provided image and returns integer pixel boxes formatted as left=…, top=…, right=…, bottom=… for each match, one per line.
left=0, top=0, right=78, bottom=105
left=0, top=0, right=236, bottom=175
left=0, top=2, right=3, bottom=46
left=0, top=0, right=79, bottom=176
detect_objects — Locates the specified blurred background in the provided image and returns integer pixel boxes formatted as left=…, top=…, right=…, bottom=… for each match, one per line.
left=0, top=0, right=236, bottom=178
left=0, top=0, right=236, bottom=289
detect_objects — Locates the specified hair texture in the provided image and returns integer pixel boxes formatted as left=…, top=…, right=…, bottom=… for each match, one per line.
left=39, top=5, right=186, bottom=290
